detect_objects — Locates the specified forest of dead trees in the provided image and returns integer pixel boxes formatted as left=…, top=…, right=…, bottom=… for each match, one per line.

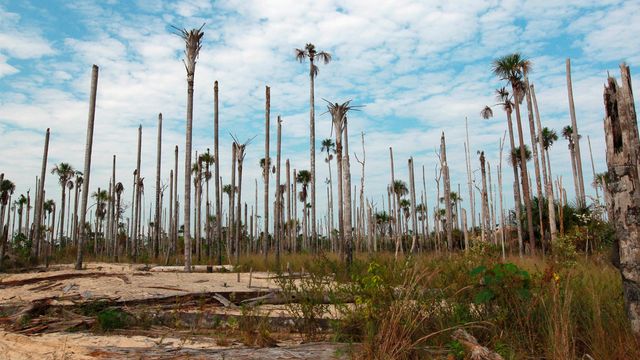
left=1, top=26, right=639, bottom=335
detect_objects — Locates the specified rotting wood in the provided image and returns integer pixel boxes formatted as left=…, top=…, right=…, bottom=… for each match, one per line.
left=603, top=63, right=640, bottom=334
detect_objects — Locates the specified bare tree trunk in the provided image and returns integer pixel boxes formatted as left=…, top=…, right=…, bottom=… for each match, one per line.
left=173, top=146, right=179, bottom=264
left=587, top=136, right=600, bottom=203
left=343, top=151, right=353, bottom=266
left=275, top=116, right=282, bottom=265
left=75, top=65, right=98, bottom=270
left=530, top=84, right=557, bottom=244
left=566, top=58, right=586, bottom=207
left=479, top=152, right=491, bottom=243
left=498, top=136, right=506, bottom=259
left=133, top=125, right=142, bottom=262
left=506, top=109, right=524, bottom=256
left=32, top=129, right=49, bottom=262
left=462, top=208, right=469, bottom=252
left=263, top=86, right=270, bottom=260
left=389, top=147, right=401, bottom=258
left=441, top=133, right=453, bottom=250
left=154, top=114, right=162, bottom=259
left=408, top=157, right=418, bottom=252
left=465, top=118, right=476, bottom=231
left=286, top=160, right=291, bottom=254
left=525, top=77, right=546, bottom=251
left=603, top=64, right=640, bottom=334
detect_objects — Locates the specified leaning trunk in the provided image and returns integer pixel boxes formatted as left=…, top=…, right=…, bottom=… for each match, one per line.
left=75, top=65, right=98, bottom=270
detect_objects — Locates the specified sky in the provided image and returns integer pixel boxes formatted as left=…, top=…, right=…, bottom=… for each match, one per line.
left=1, top=0, right=639, bottom=231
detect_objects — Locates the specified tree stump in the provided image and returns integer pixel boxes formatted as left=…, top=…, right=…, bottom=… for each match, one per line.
left=603, top=63, right=640, bottom=334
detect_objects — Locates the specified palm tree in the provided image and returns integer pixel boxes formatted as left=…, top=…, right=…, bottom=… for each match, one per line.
left=232, top=138, right=251, bottom=266
left=296, top=43, right=332, bottom=249
left=175, top=25, right=204, bottom=272
left=92, top=189, right=109, bottom=253
left=392, top=180, right=409, bottom=244
left=43, top=198, right=55, bottom=263
left=509, top=145, right=532, bottom=166
left=482, top=87, right=525, bottom=255
left=562, top=125, right=582, bottom=207
left=326, top=100, right=358, bottom=265
left=51, top=163, right=75, bottom=246
left=15, top=194, right=27, bottom=235
left=0, top=179, right=16, bottom=266
left=72, top=171, right=83, bottom=245
left=321, top=138, right=336, bottom=245
left=114, top=182, right=124, bottom=261
left=493, top=53, right=536, bottom=254
left=199, top=151, right=214, bottom=259
left=296, top=170, right=311, bottom=250
left=75, top=64, right=98, bottom=270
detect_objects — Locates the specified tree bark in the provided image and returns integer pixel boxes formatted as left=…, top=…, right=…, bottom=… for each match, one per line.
left=154, top=114, right=162, bottom=259
left=603, top=64, right=640, bottom=334
left=567, top=58, right=586, bottom=207
left=530, top=84, right=557, bottom=243
left=32, top=129, right=49, bottom=262
left=263, top=86, right=270, bottom=260
left=441, top=133, right=453, bottom=250
left=75, top=65, right=98, bottom=270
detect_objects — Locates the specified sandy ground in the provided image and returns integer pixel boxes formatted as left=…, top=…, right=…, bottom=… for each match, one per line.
left=0, top=330, right=345, bottom=359
left=0, top=263, right=347, bottom=359
left=0, top=262, right=279, bottom=306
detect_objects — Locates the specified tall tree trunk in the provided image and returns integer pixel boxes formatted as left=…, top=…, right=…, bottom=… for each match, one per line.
left=174, top=146, right=179, bottom=264
left=275, top=116, right=282, bottom=265
left=343, top=151, right=353, bottom=266
left=530, top=84, right=557, bottom=243
left=524, top=77, right=545, bottom=251
left=587, top=136, right=600, bottom=204
left=479, top=152, right=491, bottom=242
left=214, top=81, right=222, bottom=265
left=566, top=58, right=586, bottom=207
left=465, top=118, right=476, bottom=231
left=184, top=70, right=194, bottom=271
left=603, top=64, right=640, bottom=334
left=441, top=133, right=453, bottom=250
left=133, top=125, right=142, bottom=262
left=263, top=86, right=270, bottom=260
left=110, top=155, right=116, bottom=258
left=236, top=147, right=245, bottom=269
left=389, top=147, right=400, bottom=258
left=505, top=109, right=524, bottom=256
left=408, top=158, right=418, bottom=252
left=309, top=59, right=317, bottom=249
left=512, top=82, right=536, bottom=255
left=154, top=114, right=162, bottom=259
left=32, top=129, right=49, bottom=262
left=75, top=65, right=98, bottom=270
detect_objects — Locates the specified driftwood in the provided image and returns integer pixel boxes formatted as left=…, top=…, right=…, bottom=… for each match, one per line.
left=452, top=329, right=503, bottom=360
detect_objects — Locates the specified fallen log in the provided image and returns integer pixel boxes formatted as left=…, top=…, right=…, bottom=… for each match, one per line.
left=0, top=272, right=131, bottom=288
left=452, top=329, right=503, bottom=360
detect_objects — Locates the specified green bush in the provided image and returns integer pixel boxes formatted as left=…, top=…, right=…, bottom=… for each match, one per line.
left=97, top=309, right=131, bottom=331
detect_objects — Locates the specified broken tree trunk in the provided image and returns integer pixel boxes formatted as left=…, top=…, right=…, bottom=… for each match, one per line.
left=603, top=63, right=640, bottom=334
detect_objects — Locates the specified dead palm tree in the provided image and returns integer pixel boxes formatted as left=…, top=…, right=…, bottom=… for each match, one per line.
left=492, top=53, right=536, bottom=254
left=175, top=24, right=204, bottom=272
left=296, top=43, right=332, bottom=249
left=75, top=65, right=98, bottom=270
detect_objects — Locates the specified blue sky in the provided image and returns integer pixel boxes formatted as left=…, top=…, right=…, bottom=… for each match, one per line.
left=1, top=0, right=639, bottom=229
